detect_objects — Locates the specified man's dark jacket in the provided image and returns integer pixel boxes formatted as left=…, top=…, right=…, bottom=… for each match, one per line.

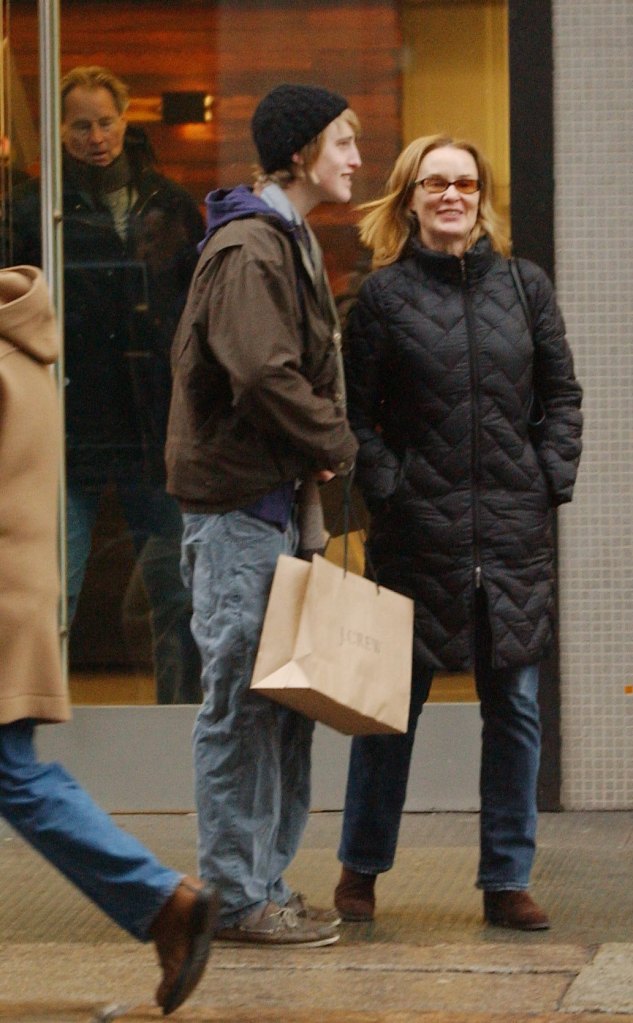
left=8, top=139, right=203, bottom=484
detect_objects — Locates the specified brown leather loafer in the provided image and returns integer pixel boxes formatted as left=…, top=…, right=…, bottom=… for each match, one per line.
left=151, top=876, right=219, bottom=1015
left=483, top=890, right=550, bottom=931
left=334, top=867, right=377, bottom=922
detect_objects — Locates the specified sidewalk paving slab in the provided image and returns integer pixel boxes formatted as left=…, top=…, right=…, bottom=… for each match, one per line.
left=0, top=942, right=631, bottom=1022
left=3, top=1007, right=633, bottom=1023
left=563, top=944, right=633, bottom=1014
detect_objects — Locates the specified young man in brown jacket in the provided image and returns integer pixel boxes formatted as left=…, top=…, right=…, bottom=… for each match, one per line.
left=166, top=84, right=361, bottom=945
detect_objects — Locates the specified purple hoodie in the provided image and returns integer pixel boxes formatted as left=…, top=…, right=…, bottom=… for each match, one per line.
left=197, top=185, right=295, bottom=252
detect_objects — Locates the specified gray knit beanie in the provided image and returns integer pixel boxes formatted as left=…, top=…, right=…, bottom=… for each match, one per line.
left=252, top=83, right=348, bottom=173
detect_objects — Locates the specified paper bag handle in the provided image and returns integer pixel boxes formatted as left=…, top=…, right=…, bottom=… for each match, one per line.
left=329, top=471, right=379, bottom=590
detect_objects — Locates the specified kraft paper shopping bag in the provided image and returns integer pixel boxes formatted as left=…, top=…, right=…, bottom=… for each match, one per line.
left=250, top=553, right=413, bottom=735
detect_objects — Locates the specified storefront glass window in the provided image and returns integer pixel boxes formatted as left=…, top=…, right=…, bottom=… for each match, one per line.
left=4, top=0, right=507, bottom=705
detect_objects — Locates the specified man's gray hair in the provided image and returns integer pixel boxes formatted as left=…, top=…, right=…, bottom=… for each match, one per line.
left=61, top=66, right=130, bottom=118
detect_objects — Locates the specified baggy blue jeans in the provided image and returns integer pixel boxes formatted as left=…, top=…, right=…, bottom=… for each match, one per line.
left=181, top=511, right=314, bottom=926
left=338, top=595, right=542, bottom=891
left=67, top=476, right=201, bottom=704
left=0, top=719, right=180, bottom=939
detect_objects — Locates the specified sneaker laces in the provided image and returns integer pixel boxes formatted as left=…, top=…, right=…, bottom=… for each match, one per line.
left=274, top=906, right=300, bottom=930
left=289, top=891, right=307, bottom=913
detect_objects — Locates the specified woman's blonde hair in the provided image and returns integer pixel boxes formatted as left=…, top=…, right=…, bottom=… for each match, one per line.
left=359, top=134, right=510, bottom=267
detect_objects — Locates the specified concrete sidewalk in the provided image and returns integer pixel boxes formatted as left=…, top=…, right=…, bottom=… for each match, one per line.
left=1, top=941, right=633, bottom=1022
left=0, top=811, right=631, bottom=1022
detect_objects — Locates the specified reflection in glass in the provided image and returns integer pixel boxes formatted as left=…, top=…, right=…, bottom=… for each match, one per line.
left=0, top=38, right=40, bottom=267
left=6, top=61, right=204, bottom=704
left=4, top=0, right=507, bottom=706
left=58, top=72, right=204, bottom=706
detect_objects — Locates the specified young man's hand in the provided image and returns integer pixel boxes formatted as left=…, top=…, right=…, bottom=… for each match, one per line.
left=314, top=469, right=335, bottom=484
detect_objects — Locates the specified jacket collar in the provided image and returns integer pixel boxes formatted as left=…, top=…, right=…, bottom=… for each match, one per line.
left=407, top=234, right=495, bottom=284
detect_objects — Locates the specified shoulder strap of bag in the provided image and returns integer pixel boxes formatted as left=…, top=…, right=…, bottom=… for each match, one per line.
left=508, top=258, right=546, bottom=435
left=508, top=257, right=533, bottom=334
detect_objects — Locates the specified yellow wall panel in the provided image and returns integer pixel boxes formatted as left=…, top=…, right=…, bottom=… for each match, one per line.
left=402, top=0, right=509, bottom=216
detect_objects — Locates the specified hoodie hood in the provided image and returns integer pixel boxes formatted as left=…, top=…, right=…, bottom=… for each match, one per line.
left=0, top=266, right=59, bottom=364
left=198, top=184, right=294, bottom=252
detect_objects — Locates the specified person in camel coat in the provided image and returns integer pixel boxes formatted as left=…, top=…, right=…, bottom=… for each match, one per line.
left=0, top=264, right=216, bottom=1015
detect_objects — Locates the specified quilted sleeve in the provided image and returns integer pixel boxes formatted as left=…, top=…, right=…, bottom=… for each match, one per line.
left=520, top=260, right=583, bottom=506
left=343, top=278, right=402, bottom=510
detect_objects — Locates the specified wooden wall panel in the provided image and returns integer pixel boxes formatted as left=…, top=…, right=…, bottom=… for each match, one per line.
left=10, top=0, right=402, bottom=290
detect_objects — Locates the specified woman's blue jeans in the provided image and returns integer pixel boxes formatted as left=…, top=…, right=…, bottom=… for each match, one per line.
left=338, top=597, right=542, bottom=891
left=0, top=720, right=181, bottom=939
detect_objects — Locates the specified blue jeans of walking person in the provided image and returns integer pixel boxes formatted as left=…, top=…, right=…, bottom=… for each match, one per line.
left=0, top=719, right=181, bottom=939
left=181, top=511, right=314, bottom=927
left=338, top=594, right=542, bottom=891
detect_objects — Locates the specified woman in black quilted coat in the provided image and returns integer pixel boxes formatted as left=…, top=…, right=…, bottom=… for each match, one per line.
left=334, top=135, right=582, bottom=931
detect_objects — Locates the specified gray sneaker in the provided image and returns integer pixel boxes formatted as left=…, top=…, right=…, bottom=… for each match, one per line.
left=286, top=890, right=341, bottom=927
left=215, top=901, right=339, bottom=946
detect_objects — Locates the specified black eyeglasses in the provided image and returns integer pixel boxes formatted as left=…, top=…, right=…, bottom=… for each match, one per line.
left=414, top=175, right=481, bottom=195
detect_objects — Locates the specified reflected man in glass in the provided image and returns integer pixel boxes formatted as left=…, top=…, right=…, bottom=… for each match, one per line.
left=9, top=66, right=203, bottom=703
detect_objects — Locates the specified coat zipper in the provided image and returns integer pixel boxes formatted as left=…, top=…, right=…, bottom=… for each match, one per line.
left=461, top=258, right=483, bottom=592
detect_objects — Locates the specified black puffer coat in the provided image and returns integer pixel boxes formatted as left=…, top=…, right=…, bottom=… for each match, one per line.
left=345, top=236, right=583, bottom=671
left=8, top=143, right=203, bottom=485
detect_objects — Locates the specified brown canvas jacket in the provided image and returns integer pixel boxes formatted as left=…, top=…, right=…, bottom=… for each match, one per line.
left=166, top=214, right=357, bottom=512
